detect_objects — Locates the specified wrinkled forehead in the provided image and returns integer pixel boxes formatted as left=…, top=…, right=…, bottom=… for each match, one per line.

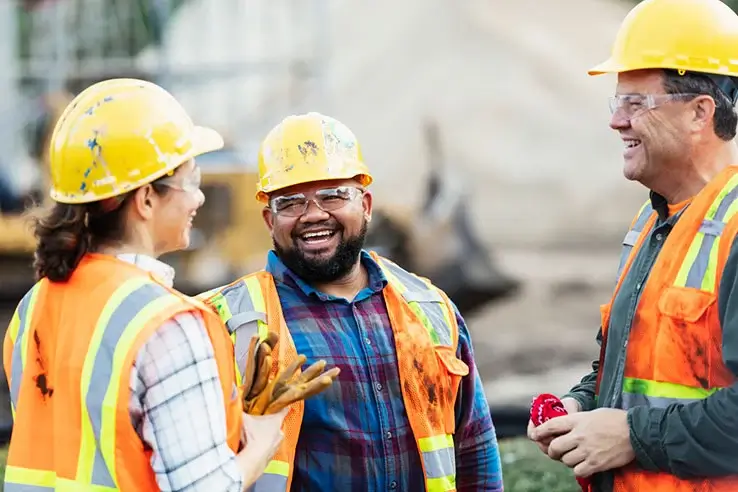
left=615, top=69, right=667, bottom=95
left=269, top=178, right=363, bottom=199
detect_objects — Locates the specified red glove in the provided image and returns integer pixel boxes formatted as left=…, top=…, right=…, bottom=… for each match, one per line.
left=530, top=393, right=592, bottom=492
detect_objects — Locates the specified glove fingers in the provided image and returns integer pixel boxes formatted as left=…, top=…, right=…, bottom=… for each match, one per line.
left=275, top=354, right=307, bottom=386
left=294, top=359, right=327, bottom=384
left=264, top=367, right=341, bottom=414
left=240, top=335, right=261, bottom=396
left=263, top=331, right=279, bottom=350
left=248, top=350, right=273, bottom=399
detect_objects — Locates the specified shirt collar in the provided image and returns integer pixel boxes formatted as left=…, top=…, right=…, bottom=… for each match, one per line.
left=265, top=249, right=388, bottom=300
left=116, top=253, right=176, bottom=287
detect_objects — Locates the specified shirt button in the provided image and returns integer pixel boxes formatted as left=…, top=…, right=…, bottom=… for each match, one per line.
left=386, top=431, right=392, bottom=439
left=390, top=481, right=398, bottom=489
left=655, top=233, right=663, bottom=241
left=365, top=338, right=372, bottom=345
left=375, top=382, right=383, bottom=392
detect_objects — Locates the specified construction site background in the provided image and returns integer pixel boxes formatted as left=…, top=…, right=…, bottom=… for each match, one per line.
left=1, top=0, right=733, bottom=432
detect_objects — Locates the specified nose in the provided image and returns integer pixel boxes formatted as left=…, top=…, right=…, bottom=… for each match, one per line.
left=299, top=199, right=330, bottom=222
left=195, top=188, right=205, bottom=208
left=610, top=108, right=631, bottom=131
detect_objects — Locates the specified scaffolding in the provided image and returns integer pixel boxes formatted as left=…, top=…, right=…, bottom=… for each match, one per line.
left=1, top=0, right=331, bottom=192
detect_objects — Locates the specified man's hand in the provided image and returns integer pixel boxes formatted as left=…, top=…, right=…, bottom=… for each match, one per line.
left=527, top=396, right=581, bottom=454
left=531, top=407, right=635, bottom=477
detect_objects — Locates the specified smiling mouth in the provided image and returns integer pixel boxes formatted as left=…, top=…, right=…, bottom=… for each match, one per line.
left=299, top=230, right=338, bottom=245
left=624, top=139, right=642, bottom=150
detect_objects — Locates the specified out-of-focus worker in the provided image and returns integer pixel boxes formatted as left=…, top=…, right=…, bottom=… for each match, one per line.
left=527, top=0, right=738, bottom=490
left=2, top=78, right=287, bottom=492
left=197, top=112, right=504, bottom=491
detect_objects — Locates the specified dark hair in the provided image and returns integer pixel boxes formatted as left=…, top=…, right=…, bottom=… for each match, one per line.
left=662, top=69, right=738, bottom=141
left=30, top=180, right=171, bottom=283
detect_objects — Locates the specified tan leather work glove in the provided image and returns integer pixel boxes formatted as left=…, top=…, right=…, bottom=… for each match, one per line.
left=241, top=333, right=340, bottom=415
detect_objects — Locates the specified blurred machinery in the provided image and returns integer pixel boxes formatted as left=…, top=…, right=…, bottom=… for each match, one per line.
left=0, top=0, right=520, bottom=316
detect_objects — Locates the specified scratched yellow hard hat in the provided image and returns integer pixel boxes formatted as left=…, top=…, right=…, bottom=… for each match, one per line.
left=48, top=78, right=224, bottom=204
left=588, top=0, right=738, bottom=77
left=255, top=112, right=373, bottom=202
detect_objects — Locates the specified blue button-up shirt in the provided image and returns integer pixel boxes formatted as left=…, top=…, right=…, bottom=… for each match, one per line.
left=265, top=250, right=504, bottom=491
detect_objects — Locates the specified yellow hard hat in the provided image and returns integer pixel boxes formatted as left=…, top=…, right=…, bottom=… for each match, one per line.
left=589, top=0, right=738, bottom=77
left=255, top=112, right=373, bottom=202
left=48, top=78, right=224, bottom=204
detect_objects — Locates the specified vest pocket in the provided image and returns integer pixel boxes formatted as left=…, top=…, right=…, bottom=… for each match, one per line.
left=655, top=286, right=715, bottom=390
left=435, top=346, right=469, bottom=433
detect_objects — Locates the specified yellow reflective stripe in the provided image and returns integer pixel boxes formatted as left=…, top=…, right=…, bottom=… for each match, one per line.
left=5, top=465, right=117, bottom=491
left=702, top=195, right=738, bottom=291
left=623, top=376, right=720, bottom=399
left=6, top=307, right=20, bottom=347
left=426, top=475, right=456, bottom=492
left=675, top=173, right=738, bottom=289
left=418, top=433, right=453, bottom=452
left=77, top=277, right=149, bottom=484
left=381, top=266, right=441, bottom=345
left=208, top=292, right=234, bottom=325
left=244, top=276, right=269, bottom=340
left=9, top=283, right=42, bottom=422
left=264, top=459, right=289, bottom=476
left=99, top=293, right=183, bottom=486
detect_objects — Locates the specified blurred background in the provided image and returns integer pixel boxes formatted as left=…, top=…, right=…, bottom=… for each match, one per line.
left=2, top=0, right=736, bottom=454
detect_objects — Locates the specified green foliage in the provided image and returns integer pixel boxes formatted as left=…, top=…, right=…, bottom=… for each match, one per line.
left=499, top=437, right=581, bottom=492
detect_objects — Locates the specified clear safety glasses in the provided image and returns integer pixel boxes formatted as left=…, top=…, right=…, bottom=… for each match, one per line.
left=608, top=93, right=700, bottom=119
left=157, top=166, right=202, bottom=193
left=269, top=186, right=365, bottom=217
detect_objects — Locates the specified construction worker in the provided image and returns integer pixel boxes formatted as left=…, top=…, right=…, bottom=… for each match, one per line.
left=197, top=112, right=504, bottom=491
left=528, top=0, right=738, bottom=490
left=2, top=78, right=288, bottom=491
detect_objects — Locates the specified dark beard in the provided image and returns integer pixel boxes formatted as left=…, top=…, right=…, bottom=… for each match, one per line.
left=274, top=219, right=368, bottom=284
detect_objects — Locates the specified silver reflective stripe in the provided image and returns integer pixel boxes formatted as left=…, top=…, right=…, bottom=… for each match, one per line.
left=252, top=473, right=288, bottom=491
left=221, top=282, right=264, bottom=382
left=422, top=446, right=456, bottom=479
left=85, top=282, right=170, bottom=487
left=4, top=484, right=52, bottom=491
left=379, top=258, right=453, bottom=347
left=684, top=187, right=738, bottom=288
left=9, top=286, right=39, bottom=412
left=615, top=202, right=654, bottom=280
left=621, top=392, right=701, bottom=410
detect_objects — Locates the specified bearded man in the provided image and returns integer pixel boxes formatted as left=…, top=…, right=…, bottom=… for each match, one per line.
left=198, top=112, right=503, bottom=492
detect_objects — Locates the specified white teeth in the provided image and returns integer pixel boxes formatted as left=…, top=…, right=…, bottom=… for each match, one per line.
left=625, top=140, right=641, bottom=148
left=303, top=231, right=333, bottom=239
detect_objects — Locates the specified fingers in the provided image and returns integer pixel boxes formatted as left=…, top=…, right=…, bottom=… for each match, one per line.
left=295, top=359, right=328, bottom=384
left=560, top=447, right=587, bottom=468
left=548, top=433, right=577, bottom=461
left=241, top=335, right=261, bottom=396
left=248, top=344, right=274, bottom=399
left=532, top=414, right=576, bottom=442
left=264, top=367, right=341, bottom=414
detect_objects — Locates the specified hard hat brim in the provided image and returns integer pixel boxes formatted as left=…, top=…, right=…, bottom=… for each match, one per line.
left=255, top=172, right=373, bottom=203
left=587, top=58, right=623, bottom=76
left=191, top=125, right=225, bottom=158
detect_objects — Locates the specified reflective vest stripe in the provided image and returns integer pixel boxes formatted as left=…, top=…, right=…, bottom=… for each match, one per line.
left=252, top=460, right=290, bottom=491
left=377, top=258, right=453, bottom=347
left=77, top=278, right=180, bottom=488
left=8, top=283, right=42, bottom=419
left=615, top=200, right=654, bottom=281
left=420, top=433, right=456, bottom=491
left=4, top=466, right=117, bottom=491
left=621, top=376, right=722, bottom=409
left=675, top=174, right=738, bottom=292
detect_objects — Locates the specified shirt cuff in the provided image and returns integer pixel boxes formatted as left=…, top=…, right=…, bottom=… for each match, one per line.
left=627, top=405, right=670, bottom=473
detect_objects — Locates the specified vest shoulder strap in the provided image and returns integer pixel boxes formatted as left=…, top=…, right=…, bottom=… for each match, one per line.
left=201, top=272, right=273, bottom=386
left=375, top=255, right=460, bottom=350
left=615, top=199, right=655, bottom=280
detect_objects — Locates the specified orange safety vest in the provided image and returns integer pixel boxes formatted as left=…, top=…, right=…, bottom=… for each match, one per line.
left=2, top=253, right=243, bottom=492
left=596, top=166, right=738, bottom=491
left=200, top=252, right=470, bottom=492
